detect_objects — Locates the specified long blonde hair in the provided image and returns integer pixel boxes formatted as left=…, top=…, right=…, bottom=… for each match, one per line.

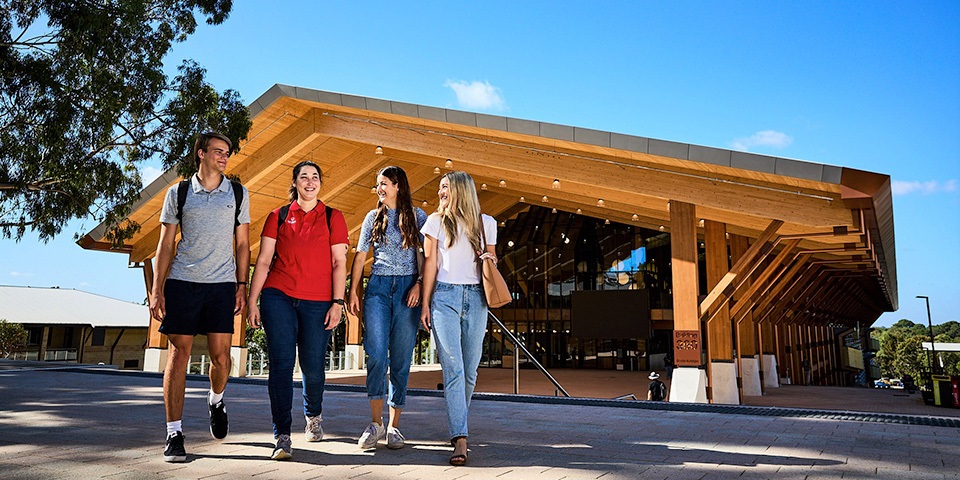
left=437, top=171, right=483, bottom=252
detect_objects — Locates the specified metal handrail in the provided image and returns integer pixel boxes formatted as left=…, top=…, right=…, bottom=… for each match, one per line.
left=488, top=311, right=570, bottom=397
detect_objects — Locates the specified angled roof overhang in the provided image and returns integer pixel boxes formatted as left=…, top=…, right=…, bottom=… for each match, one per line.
left=81, top=84, right=897, bottom=324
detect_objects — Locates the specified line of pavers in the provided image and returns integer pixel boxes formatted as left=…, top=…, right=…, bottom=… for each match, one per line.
left=49, top=365, right=960, bottom=429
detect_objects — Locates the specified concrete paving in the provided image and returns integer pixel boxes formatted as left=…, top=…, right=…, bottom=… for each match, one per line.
left=1, top=362, right=959, bottom=480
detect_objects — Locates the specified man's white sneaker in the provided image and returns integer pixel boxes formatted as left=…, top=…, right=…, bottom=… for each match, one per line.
left=386, top=426, right=405, bottom=449
left=357, top=422, right=386, bottom=449
left=304, top=415, right=323, bottom=442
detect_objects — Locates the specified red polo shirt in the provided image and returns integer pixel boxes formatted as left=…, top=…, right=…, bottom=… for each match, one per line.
left=261, top=201, right=349, bottom=301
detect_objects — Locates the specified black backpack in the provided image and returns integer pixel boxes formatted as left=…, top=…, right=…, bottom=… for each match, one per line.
left=651, top=381, right=666, bottom=401
left=276, top=204, right=334, bottom=232
left=175, top=178, right=244, bottom=228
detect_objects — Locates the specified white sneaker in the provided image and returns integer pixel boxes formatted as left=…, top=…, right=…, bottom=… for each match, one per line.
left=358, top=422, right=386, bottom=449
left=304, top=415, right=323, bottom=442
left=386, top=426, right=405, bottom=449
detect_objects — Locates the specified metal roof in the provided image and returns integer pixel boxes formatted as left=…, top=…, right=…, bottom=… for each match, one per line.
left=0, top=285, right=149, bottom=328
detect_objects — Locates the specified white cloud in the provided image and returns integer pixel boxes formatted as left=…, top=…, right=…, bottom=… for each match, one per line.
left=731, top=130, right=793, bottom=151
left=140, top=165, right=165, bottom=186
left=9, top=271, right=33, bottom=277
left=444, top=80, right=505, bottom=111
left=891, top=179, right=957, bottom=196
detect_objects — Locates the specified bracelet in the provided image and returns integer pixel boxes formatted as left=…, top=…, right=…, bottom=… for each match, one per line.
left=237, top=282, right=247, bottom=286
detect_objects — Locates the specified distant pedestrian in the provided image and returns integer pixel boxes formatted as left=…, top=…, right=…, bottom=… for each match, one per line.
left=663, top=351, right=674, bottom=379
left=247, top=160, right=349, bottom=460
left=647, top=372, right=667, bottom=401
left=348, top=166, right=428, bottom=450
left=149, top=131, right=250, bottom=463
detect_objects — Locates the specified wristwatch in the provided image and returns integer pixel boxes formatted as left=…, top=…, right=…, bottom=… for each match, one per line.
left=332, top=299, right=345, bottom=306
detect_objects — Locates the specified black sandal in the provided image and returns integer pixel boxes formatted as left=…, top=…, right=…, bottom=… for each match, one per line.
left=449, top=436, right=467, bottom=466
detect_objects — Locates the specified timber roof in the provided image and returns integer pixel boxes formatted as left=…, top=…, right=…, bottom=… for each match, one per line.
left=80, top=84, right=898, bottom=325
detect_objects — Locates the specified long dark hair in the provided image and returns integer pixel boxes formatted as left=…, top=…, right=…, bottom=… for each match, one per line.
left=289, top=161, right=322, bottom=202
left=371, top=166, right=420, bottom=249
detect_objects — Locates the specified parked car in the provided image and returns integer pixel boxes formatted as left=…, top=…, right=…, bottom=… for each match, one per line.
left=874, top=379, right=889, bottom=388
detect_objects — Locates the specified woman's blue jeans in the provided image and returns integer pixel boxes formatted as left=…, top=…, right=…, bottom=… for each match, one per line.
left=260, top=288, right=332, bottom=437
left=430, top=282, right=487, bottom=440
left=363, top=274, right=421, bottom=408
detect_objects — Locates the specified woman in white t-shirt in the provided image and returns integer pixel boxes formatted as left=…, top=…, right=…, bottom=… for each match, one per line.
left=419, top=171, right=497, bottom=467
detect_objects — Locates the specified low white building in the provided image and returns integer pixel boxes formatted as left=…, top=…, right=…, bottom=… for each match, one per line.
left=0, top=285, right=150, bottom=369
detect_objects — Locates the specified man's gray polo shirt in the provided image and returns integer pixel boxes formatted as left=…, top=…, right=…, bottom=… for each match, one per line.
left=159, top=175, right=250, bottom=284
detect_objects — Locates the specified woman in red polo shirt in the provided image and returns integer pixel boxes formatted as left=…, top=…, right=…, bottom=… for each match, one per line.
left=247, top=160, right=349, bottom=461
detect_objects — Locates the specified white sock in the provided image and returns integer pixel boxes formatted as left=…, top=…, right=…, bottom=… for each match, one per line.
left=209, top=389, right=224, bottom=406
left=166, top=420, right=182, bottom=437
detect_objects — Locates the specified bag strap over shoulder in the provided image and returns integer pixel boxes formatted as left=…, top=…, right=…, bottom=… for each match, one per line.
left=277, top=204, right=335, bottom=233
left=176, top=176, right=243, bottom=228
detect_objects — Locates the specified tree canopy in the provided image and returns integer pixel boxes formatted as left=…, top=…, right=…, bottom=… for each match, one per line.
left=872, top=319, right=960, bottom=379
left=1, top=0, right=252, bottom=244
left=0, top=319, right=27, bottom=358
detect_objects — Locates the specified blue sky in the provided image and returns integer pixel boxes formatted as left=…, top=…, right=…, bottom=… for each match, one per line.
left=2, top=1, right=958, bottom=329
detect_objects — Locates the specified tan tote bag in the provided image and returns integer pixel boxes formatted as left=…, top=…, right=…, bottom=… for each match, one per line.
left=480, top=220, right=511, bottom=308
left=481, top=257, right=511, bottom=308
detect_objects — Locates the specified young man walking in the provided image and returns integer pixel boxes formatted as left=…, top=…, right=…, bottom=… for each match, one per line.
left=149, top=131, right=251, bottom=462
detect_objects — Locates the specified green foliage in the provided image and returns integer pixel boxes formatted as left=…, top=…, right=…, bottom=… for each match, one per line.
left=873, top=319, right=960, bottom=378
left=893, top=335, right=928, bottom=381
left=872, top=328, right=901, bottom=378
left=1, top=0, right=252, bottom=244
left=0, top=319, right=28, bottom=357
left=245, top=326, right=267, bottom=357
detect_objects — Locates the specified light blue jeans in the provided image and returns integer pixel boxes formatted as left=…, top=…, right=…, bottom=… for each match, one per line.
left=430, top=282, right=487, bottom=440
left=363, top=274, right=421, bottom=408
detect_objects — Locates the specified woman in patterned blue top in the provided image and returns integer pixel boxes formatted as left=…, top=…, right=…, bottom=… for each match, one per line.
left=348, top=166, right=428, bottom=450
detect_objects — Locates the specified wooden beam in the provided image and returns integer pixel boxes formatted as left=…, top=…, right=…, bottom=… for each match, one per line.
left=670, top=201, right=699, bottom=331
left=729, top=239, right=802, bottom=320
left=699, top=220, right=783, bottom=318
left=704, top=220, right=733, bottom=361
left=312, top=112, right=852, bottom=228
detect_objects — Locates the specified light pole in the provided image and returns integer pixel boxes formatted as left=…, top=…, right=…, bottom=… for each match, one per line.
left=916, top=295, right=938, bottom=375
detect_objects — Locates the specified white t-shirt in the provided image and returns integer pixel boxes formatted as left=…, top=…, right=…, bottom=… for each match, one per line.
left=420, top=213, right=497, bottom=285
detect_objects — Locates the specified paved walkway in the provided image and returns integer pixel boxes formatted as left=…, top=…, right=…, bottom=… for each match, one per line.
left=1, top=363, right=959, bottom=479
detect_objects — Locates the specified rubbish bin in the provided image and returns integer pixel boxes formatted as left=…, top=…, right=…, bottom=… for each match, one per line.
left=952, top=376, right=960, bottom=408
left=932, top=375, right=952, bottom=407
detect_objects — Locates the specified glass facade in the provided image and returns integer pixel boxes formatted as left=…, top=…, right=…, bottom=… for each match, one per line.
left=484, top=206, right=677, bottom=371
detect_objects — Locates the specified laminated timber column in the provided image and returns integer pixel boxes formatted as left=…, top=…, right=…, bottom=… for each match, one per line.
left=728, top=233, right=763, bottom=396
left=669, top=200, right=708, bottom=403
left=344, top=248, right=368, bottom=370
left=141, top=258, right=169, bottom=373
left=704, top=220, right=739, bottom=404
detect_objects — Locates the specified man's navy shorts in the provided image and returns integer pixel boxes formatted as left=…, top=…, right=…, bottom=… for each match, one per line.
left=160, top=279, right=236, bottom=336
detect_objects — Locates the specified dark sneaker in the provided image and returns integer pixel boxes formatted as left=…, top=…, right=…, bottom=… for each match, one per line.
left=271, top=434, right=292, bottom=460
left=163, top=431, right=186, bottom=462
left=209, top=400, right=228, bottom=439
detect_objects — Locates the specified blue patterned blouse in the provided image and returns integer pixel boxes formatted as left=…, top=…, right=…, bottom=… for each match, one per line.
left=357, top=207, right=428, bottom=276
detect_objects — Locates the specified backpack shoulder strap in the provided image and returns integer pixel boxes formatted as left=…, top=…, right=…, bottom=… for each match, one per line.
left=175, top=179, right=190, bottom=222
left=230, top=180, right=243, bottom=228
left=326, top=205, right=334, bottom=233
left=277, top=204, right=291, bottom=229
